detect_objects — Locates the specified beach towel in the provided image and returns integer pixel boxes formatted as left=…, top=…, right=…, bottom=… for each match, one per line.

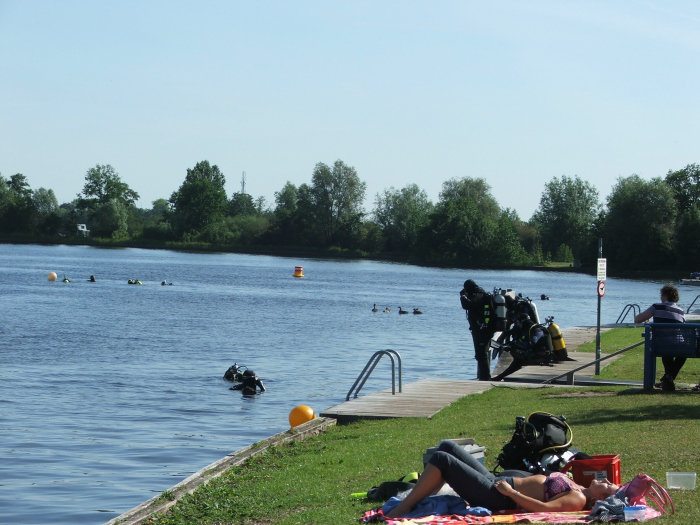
left=361, top=507, right=663, bottom=524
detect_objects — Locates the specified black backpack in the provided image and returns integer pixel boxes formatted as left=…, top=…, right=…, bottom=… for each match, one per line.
left=495, top=412, right=571, bottom=474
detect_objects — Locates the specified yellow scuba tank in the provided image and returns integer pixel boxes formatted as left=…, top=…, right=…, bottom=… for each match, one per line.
left=549, top=322, right=565, bottom=351
left=549, top=322, right=571, bottom=361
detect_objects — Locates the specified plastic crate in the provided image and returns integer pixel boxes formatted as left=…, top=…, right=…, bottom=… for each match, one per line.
left=562, top=454, right=621, bottom=486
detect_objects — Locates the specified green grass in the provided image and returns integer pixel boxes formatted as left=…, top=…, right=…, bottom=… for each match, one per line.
left=142, top=328, right=700, bottom=524
left=576, top=327, right=700, bottom=386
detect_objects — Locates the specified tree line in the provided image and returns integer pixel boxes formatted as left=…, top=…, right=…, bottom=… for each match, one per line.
left=1, top=160, right=699, bottom=271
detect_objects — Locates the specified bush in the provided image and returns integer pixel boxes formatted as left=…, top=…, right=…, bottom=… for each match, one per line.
left=554, top=244, right=574, bottom=263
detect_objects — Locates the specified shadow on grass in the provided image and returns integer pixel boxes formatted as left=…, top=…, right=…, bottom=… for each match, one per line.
left=572, top=403, right=700, bottom=426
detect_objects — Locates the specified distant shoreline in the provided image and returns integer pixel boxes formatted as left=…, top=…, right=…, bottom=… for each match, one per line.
left=0, top=237, right=689, bottom=282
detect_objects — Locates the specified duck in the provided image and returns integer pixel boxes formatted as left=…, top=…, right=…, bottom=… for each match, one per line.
left=398, top=307, right=409, bottom=314
left=413, top=308, right=423, bottom=315
left=540, top=294, right=550, bottom=300
left=383, top=307, right=391, bottom=313
left=372, top=303, right=378, bottom=312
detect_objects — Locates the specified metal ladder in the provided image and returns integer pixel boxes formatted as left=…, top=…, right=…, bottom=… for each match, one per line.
left=346, top=350, right=402, bottom=401
left=685, top=294, right=700, bottom=314
left=616, top=304, right=640, bottom=323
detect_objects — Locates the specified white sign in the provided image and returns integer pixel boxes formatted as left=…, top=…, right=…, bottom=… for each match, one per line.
left=597, top=281, right=606, bottom=297
left=597, top=258, right=607, bottom=281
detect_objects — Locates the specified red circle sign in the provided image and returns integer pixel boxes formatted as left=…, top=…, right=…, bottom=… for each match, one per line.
left=597, top=281, right=606, bottom=297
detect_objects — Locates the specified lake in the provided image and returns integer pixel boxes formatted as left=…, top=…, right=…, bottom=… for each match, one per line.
left=0, top=244, right=688, bottom=524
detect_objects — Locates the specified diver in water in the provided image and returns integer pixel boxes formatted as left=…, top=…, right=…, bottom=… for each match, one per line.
left=223, top=363, right=245, bottom=382
left=230, top=369, right=266, bottom=395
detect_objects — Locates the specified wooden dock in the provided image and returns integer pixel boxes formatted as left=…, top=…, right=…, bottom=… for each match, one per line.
left=321, top=325, right=639, bottom=424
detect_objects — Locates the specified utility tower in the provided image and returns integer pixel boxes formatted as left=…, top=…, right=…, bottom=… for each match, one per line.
left=241, top=172, right=246, bottom=194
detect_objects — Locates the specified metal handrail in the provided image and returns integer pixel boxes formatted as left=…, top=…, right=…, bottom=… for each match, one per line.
left=616, top=304, right=641, bottom=324
left=346, top=350, right=402, bottom=400
left=685, top=295, right=700, bottom=314
left=541, top=340, right=644, bottom=385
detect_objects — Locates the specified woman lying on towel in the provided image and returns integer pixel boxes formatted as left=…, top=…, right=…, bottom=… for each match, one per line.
left=385, top=441, right=619, bottom=519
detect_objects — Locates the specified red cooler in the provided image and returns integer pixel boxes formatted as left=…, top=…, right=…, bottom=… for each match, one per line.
left=562, top=454, right=621, bottom=486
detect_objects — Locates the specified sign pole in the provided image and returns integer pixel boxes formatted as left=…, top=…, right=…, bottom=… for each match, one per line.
left=595, top=239, right=603, bottom=375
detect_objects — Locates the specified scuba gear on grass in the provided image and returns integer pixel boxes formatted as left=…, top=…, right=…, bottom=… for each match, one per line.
left=495, top=412, right=578, bottom=475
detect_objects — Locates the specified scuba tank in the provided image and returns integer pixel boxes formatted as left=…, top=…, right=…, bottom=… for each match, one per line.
left=494, top=293, right=508, bottom=331
left=548, top=322, right=573, bottom=361
left=528, top=300, right=540, bottom=324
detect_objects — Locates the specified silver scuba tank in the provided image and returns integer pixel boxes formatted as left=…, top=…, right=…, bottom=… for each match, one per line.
left=494, top=293, right=508, bottom=331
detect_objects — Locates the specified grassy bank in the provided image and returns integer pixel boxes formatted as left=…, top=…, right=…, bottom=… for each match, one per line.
left=141, top=328, right=700, bottom=525
left=577, top=326, right=700, bottom=386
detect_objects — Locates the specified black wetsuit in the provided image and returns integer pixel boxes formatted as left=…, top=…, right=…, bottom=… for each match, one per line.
left=460, top=281, right=496, bottom=380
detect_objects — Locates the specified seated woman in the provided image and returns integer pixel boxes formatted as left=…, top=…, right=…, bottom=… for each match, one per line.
left=385, top=441, right=619, bottom=518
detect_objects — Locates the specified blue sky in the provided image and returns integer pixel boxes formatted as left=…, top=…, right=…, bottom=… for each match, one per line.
left=1, top=1, right=698, bottom=220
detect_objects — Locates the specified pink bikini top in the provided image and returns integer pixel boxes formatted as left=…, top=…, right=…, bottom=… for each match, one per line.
left=544, top=472, right=582, bottom=501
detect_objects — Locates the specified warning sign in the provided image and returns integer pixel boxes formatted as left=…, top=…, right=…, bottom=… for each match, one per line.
left=597, top=258, right=607, bottom=281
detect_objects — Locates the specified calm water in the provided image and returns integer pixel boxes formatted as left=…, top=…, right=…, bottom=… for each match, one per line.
left=0, top=244, right=688, bottom=524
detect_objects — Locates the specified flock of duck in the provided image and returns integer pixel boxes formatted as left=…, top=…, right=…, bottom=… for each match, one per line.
left=372, top=304, right=422, bottom=315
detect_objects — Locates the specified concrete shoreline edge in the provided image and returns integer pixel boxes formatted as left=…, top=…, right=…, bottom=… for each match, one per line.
left=104, top=417, right=337, bottom=525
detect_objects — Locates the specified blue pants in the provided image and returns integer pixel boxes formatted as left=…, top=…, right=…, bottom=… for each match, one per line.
left=428, top=441, right=517, bottom=511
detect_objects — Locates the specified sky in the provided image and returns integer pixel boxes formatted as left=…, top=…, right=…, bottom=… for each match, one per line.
left=1, top=0, right=699, bottom=221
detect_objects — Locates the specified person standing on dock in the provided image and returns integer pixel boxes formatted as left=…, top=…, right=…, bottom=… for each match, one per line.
left=634, top=284, right=686, bottom=391
left=460, top=279, right=496, bottom=381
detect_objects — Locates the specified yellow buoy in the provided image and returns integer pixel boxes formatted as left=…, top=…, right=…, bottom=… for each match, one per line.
left=47, top=272, right=57, bottom=281
left=293, top=266, right=304, bottom=278
left=289, top=405, right=315, bottom=427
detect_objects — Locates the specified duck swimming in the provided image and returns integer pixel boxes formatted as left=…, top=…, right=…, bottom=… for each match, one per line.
left=372, top=303, right=378, bottom=312
left=413, top=308, right=423, bottom=314
left=383, top=307, right=391, bottom=313
left=398, top=307, right=408, bottom=314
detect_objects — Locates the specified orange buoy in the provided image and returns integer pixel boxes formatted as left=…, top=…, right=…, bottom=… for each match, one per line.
left=293, top=266, right=304, bottom=278
left=289, top=405, right=315, bottom=427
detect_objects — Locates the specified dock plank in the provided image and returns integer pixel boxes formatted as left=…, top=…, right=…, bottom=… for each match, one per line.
left=322, top=325, right=636, bottom=423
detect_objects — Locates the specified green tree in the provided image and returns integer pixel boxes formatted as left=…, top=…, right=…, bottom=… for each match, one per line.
left=604, top=175, right=677, bottom=270
left=76, top=164, right=139, bottom=211
left=75, top=164, right=139, bottom=238
left=170, top=161, right=228, bottom=236
left=151, top=198, right=171, bottom=217
left=229, top=192, right=257, bottom=217
left=554, top=244, right=574, bottom=263
left=274, top=182, right=298, bottom=215
left=32, top=188, right=59, bottom=216
left=91, top=199, right=129, bottom=239
left=373, top=184, right=433, bottom=252
left=32, top=187, right=61, bottom=235
left=310, top=160, right=366, bottom=246
left=665, top=163, right=700, bottom=213
left=674, top=207, right=700, bottom=270
left=268, top=182, right=300, bottom=245
left=416, top=177, right=500, bottom=264
left=0, top=174, right=36, bottom=233
left=530, top=175, right=600, bottom=260
left=488, top=209, right=530, bottom=266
